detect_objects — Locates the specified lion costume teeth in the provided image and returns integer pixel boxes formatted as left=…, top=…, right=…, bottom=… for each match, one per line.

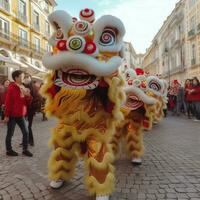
left=40, top=9, right=126, bottom=197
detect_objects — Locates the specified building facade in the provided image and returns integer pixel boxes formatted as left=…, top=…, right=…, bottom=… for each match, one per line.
left=143, top=0, right=200, bottom=85
left=143, top=0, right=186, bottom=84
left=0, top=0, right=57, bottom=82
left=185, top=0, right=200, bottom=78
left=142, top=39, right=159, bottom=75
left=121, top=41, right=142, bottom=72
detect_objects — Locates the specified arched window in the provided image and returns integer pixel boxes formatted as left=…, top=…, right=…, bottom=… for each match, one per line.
left=20, top=56, right=27, bottom=63
left=0, top=49, right=10, bottom=57
left=35, top=61, right=41, bottom=68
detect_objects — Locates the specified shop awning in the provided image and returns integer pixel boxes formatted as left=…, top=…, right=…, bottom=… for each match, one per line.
left=23, top=61, right=46, bottom=73
left=0, top=55, right=21, bottom=68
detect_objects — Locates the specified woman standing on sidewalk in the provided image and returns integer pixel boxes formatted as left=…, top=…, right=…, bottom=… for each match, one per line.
left=190, top=77, right=200, bottom=121
left=184, top=79, right=194, bottom=119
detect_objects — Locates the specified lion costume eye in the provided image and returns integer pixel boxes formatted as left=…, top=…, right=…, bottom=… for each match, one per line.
left=149, top=80, right=161, bottom=91
left=99, top=28, right=116, bottom=46
left=55, top=28, right=64, bottom=40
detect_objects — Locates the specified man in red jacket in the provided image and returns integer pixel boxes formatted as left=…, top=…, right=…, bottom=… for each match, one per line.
left=4, top=70, right=33, bottom=157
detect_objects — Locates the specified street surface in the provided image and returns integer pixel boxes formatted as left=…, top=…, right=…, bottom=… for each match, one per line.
left=0, top=114, right=200, bottom=200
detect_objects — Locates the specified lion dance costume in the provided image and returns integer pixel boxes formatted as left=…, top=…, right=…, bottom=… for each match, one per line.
left=40, top=9, right=126, bottom=200
left=111, top=68, right=156, bottom=165
left=143, top=75, right=166, bottom=130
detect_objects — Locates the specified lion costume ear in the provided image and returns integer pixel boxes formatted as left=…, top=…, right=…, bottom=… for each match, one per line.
left=48, top=10, right=73, bottom=45
left=93, top=15, right=125, bottom=53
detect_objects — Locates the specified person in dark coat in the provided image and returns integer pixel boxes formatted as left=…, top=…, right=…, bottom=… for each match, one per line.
left=24, top=73, right=42, bottom=146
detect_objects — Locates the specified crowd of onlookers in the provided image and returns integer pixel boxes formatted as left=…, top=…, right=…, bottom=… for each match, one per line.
left=0, top=70, right=47, bottom=157
left=168, top=77, right=200, bottom=121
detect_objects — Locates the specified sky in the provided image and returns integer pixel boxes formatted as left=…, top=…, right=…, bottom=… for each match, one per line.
left=56, top=0, right=180, bottom=54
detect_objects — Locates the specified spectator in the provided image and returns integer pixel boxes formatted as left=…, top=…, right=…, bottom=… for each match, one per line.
left=24, top=73, right=42, bottom=146
left=4, top=70, right=33, bottom=157
left=184, top=79, right=194, bottom=119
left=39, top=83, right=48, bottom=121
left=190, top=77, right=200, bottom=121
left=0, top=79, right=10, bottom=120
left=176, top=83, right=187, bottom=115
left=169, top=80, right=180, bottom=115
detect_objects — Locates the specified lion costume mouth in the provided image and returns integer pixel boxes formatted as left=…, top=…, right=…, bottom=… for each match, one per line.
left=123, top=94, right=144, bottom=111
left=54, top=69, right=100, bottom=89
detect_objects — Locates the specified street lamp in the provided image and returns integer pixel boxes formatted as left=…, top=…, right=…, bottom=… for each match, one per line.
left=165, top=47, right=170, bottom=86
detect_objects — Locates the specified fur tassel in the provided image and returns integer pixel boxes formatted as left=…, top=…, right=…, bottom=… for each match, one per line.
left=85, top=172, right=115, bottom=196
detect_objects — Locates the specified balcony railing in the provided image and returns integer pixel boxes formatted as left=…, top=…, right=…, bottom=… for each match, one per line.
left=0, top=29, right=10, bottom=40
left=188, top=29, right=195, bottom=37
left=0, top=31, right=47, bottom=55
left=32, top=23, right=40, bottom=32
left=19, top=38, right=29, bottom=48
left=191, top=58, right=196, bottom=65
left=17, top=12, right=27, bottom=24
left=0, top=0, right=10, bottom=12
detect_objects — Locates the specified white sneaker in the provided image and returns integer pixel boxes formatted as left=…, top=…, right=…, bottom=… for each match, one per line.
left=96, top=195, right=109, bottom=200
left=50, top=180, right=64, bottom=189
left=131, top=157, right=142, bottom=165
left=194, top=119, right=200, bottom=122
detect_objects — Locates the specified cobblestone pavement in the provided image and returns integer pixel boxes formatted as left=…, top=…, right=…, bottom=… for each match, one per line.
left=0, top=114, right=200, bottom=200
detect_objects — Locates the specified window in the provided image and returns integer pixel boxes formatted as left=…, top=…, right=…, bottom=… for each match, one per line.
left=45, top=21, right=50, bottom=34
left=189, top=0, right=196, bottom=8
left=175, top=26, right=181, bottom=40
left=176, top=51, right=181, bottom=67
left=192, top=44, right=196, bottom=59
left=44, top=0, right=49, bottom=12
left=35, top=61, right=41, bottom=68
left=33, top=10, right=39, bottom=25
left=34, top=37, right=40, bottom=52
left=0, top=0, right=10, bottom=11
left=191, top=44, right=196, bottom=65
left=19, top=28, right=27, bottom=46
left=190, top=16, right=196, bottom=30
left=46, top=43, right=51, bottom=52
left=0, top=17, right=9, bottom=39
left=19, top=0, right=26, bottom=15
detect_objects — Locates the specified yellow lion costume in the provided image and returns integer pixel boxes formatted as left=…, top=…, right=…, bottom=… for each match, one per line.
left=111, top=68, right=156, bottom=165
left=143, top=75, right=166, bottom=130
left=40, top=9, right=126, bottom=200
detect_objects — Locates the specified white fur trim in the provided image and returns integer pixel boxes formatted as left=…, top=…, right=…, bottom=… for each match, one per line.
left=42, top=52, right=122, bottom=76
left=96, top=196, right=109, bottom=200
left=93, top=15, right=125, bottom=52
left=125, top=86, right=157, bottom=105
left=48, top=10, right=73, bottom=40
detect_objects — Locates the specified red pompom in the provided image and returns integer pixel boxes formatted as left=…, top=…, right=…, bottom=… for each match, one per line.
left=57, top=40, right=67, bottom=51
left=84, top=42, right=96, bottom=54
left=135, top=68, right=144, bottom=75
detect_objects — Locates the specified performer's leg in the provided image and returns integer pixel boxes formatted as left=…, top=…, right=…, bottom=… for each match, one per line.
left=110, top=128, right=121, bottom=156
left=125, top=123, right=144, bottom=165
left=48, top=124, right=78, bottom=188
left=84, top=136, right=114, bottom=199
